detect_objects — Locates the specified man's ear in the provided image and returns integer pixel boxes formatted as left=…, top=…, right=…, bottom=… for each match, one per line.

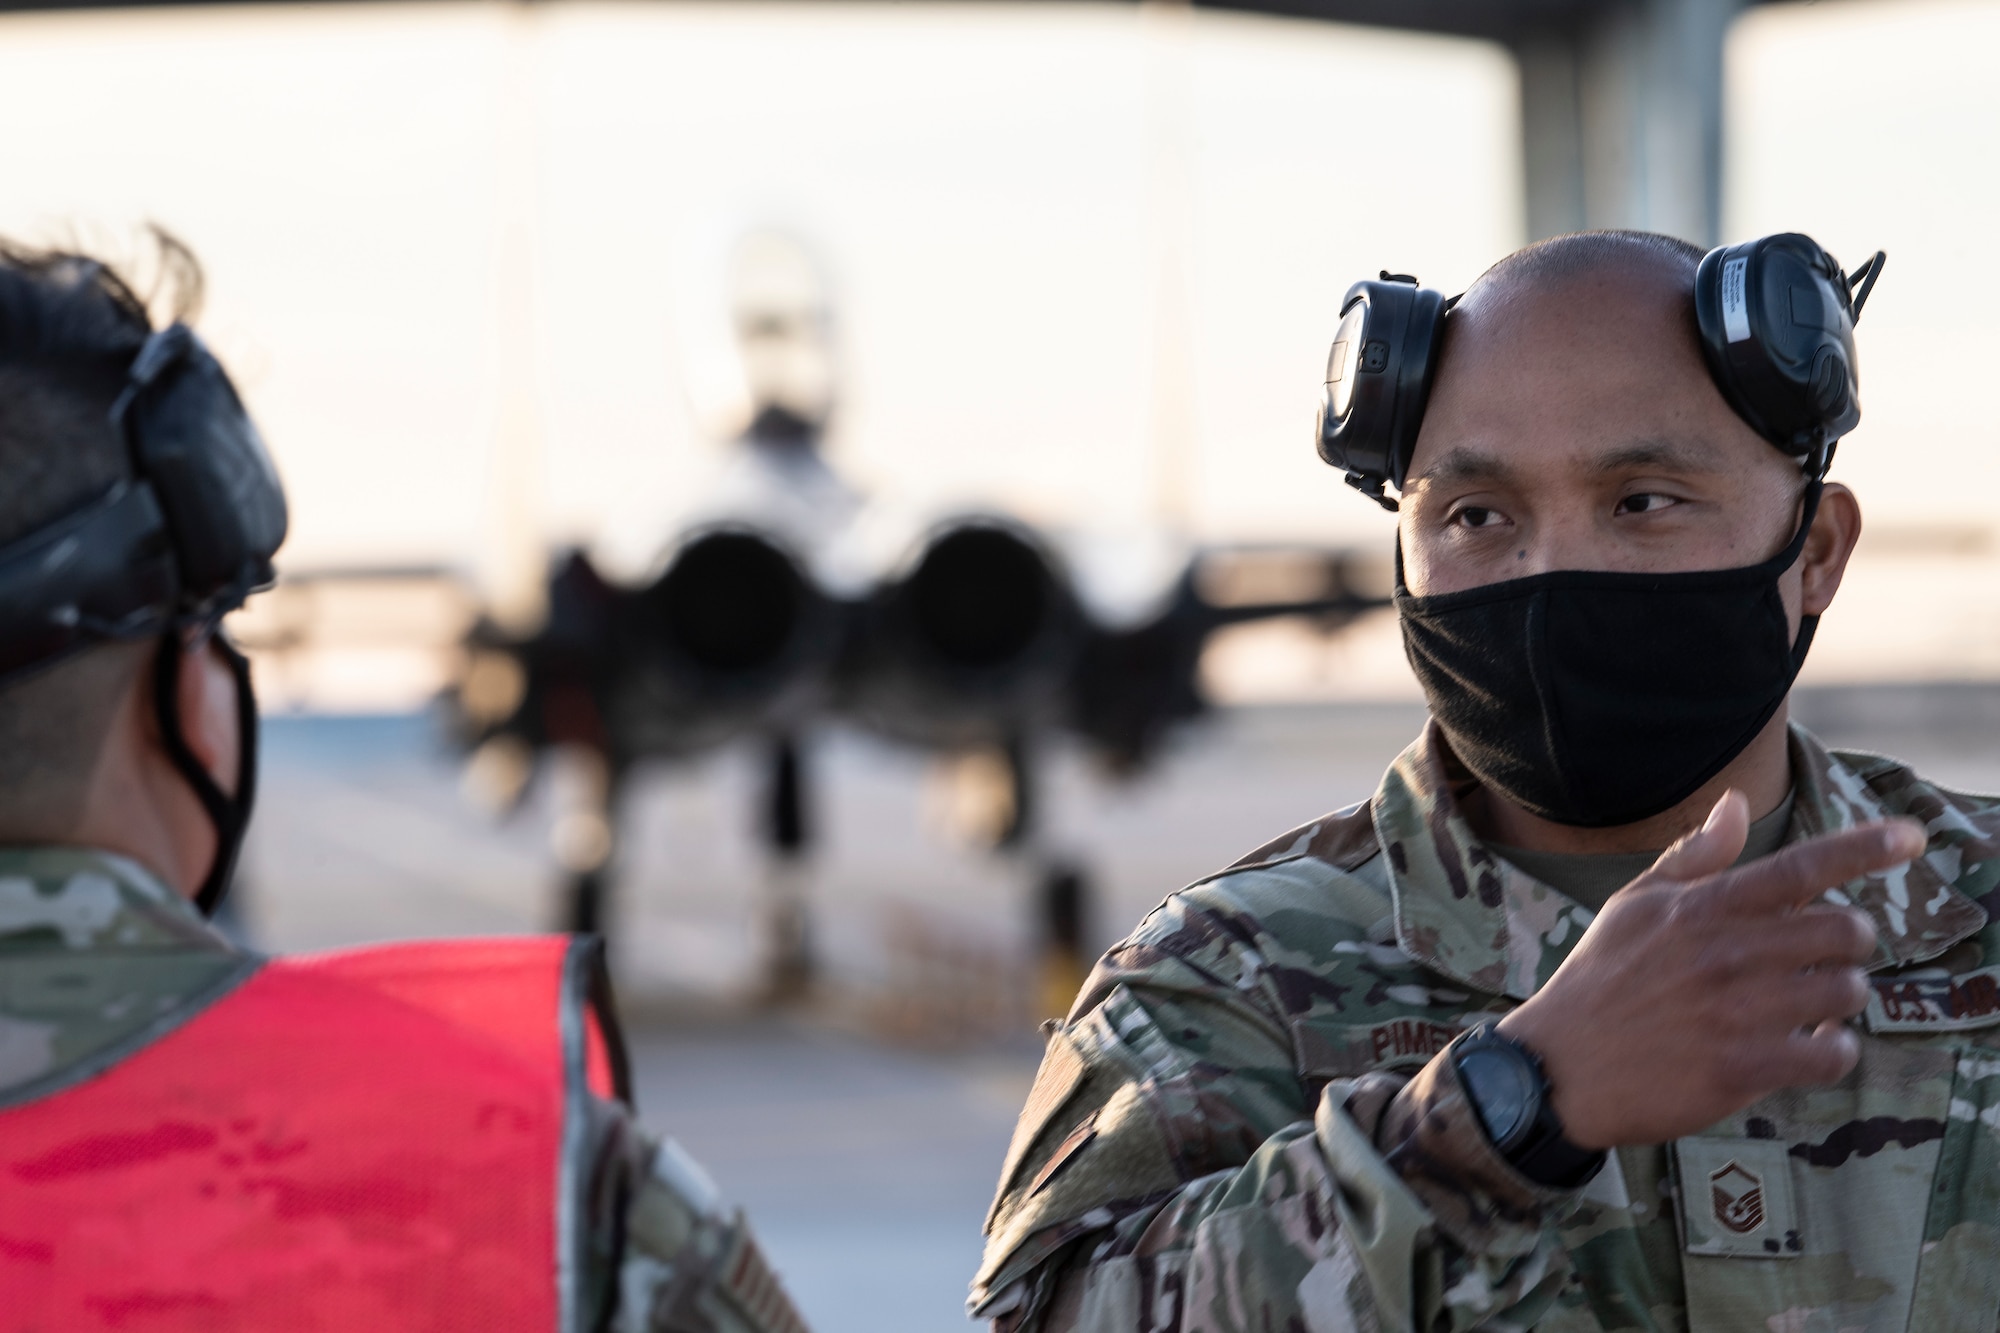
left=1800, top=482, right=1861, bottom=617
left=174, top=636, right=241, bottom=798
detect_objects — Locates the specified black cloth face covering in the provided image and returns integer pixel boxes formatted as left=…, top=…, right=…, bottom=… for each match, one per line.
left=151, top=630, right=261, bottom=915
left=1395, top=482, right=1823, bottom=829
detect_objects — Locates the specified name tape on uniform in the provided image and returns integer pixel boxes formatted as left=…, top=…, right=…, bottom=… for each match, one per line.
left=1354, top=1016, right=1470, bottom=1069
left=1865, top=964, right=2000, bottom=1033
left=1297, top=1013, right=1496, bottom=1079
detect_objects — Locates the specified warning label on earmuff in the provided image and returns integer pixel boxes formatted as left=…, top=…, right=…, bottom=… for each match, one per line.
left=1722, top=257, right=1751, bottom=343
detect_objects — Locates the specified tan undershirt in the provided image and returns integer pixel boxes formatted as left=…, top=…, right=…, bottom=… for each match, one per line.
left=1491, top=791, right=1797, bottom=915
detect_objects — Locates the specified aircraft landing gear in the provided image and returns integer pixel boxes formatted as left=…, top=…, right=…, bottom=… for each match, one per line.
left=757, top=734, right=815, bottom=1005
left=991, top=735, right=1095, bottom=1023
left=553, top=748, right=620, bottom=939
left=1035, top=859, right=1092, bottom=1023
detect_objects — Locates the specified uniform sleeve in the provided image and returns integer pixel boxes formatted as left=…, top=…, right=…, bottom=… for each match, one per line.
left=970, top=894, right=1581, bottom=1333
left=575, top=1092, right=811, bottom=1333
left=613, top=1132, right=811, bottom=1333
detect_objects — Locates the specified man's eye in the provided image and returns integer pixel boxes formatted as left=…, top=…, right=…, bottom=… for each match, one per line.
left=1617, top=492, right=1679, bottom=515
left=1453, top=506, right=1504, bottom=529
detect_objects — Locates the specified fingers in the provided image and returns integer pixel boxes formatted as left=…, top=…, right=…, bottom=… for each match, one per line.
left=1704, top=818, right=1926, bottom=916
left=1758, top=966, right=1872, bottom=1033
left=1651, top=791, right=1750, bottom=882
left=1739, top=1022, right=1862, bottom=1093
left=1740, top=906, right=1879, bottom=972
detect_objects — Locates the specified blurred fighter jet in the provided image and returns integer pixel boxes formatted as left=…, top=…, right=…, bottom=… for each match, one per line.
left=241, top=230, right=1386, bottom=1003
left=445, top=229, right=1388, bottom=1005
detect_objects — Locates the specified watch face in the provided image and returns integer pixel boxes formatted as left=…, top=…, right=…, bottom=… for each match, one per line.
left=1457, top=1043, right=1538, bottom=1149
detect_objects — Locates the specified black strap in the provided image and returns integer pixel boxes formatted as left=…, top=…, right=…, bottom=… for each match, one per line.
left=0, top=483, right=177, bottom=686
left=151, top=631, right=259, bottom=915
left=571, top=933, right=633, bottom=1105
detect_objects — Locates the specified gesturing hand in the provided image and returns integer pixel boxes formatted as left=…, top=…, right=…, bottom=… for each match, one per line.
left=1495, top=791, right=1923, bottom=1151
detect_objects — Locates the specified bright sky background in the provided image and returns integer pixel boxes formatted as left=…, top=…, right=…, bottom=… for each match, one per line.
left=1728, top=0, right=2000, bottom=541
left=0, top=0, right=1992, bottom=693
left=0, top=2, right=1514, bottom=571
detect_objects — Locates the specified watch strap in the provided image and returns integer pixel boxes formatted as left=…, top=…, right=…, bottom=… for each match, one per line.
left=1509, top=1101, right=1605, bottom=1189
left=1452, top=1023, right=1604, bottom=1189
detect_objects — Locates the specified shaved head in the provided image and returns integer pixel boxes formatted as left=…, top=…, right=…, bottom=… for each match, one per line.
left=1441, top=231, right=1711, bottom=380
left=1475, top=229, right=1704, bottom=295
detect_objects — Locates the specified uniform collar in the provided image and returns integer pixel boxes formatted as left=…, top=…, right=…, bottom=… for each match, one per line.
left=1782, top=726, right=1990, bottom=968
left=1373, top=722, right=1989, bottom=1001
left=0, top=845, right=230, bottom=954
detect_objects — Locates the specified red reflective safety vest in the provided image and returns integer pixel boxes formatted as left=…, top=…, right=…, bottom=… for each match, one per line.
left=0, top=935, right=625, bottom=1333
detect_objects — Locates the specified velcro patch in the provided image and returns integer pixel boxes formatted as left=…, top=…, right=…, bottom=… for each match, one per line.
left=1673, top=1138, right=1799, bottom=1260
left=1347, top=1015, right=1470, bottom=1071
left=1864, top=965, right=2000, bottom=1033
left=986, top=1033, right=1088, bottom=1233
left=1028, top=1110, right=1099, bottom=1197
left=1294, top=1013, right=1490, bottom=1078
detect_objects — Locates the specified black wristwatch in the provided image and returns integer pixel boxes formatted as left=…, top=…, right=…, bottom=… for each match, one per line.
left=1449, top=1023, right=1604, bottom=1189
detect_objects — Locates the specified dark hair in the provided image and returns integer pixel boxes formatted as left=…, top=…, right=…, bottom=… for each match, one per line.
left=0, top=232, right=205, bottom=837
left=0, top=233, right=206, bottom=548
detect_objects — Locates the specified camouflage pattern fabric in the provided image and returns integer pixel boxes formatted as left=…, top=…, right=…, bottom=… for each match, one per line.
left=972, top=722, right=2000, bottom=1332
left=0, top=846, right=807, bottom=1333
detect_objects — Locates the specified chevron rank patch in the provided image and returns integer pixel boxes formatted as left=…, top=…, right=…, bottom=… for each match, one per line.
left=1674, top=1138, right=1799, bottom=1260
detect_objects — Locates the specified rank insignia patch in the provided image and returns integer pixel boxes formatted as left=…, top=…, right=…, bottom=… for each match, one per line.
left=1710, top=1161, right=1764, bottom=1235
left=1674, top=1137, right=1798, bottom=1259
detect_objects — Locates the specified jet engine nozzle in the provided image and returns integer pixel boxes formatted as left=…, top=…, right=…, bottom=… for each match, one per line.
left=643, top=529, right=819, bottom=684
left=612, top=527, right=837, bottom=757
left=905, top=525, right=1060, bottom=674
left=844, top=520, right=1081, bottom=747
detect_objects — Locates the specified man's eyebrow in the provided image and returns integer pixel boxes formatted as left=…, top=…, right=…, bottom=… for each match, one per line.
left=1593, top=438, right=1722, bottom=473
left=1412, top=446, right=1514, bottom=486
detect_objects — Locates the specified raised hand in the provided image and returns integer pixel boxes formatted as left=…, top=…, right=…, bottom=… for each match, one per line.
left=1495, top=790, right=1922, bottom=1150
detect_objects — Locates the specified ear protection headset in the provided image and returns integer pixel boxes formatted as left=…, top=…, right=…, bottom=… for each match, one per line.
left=1314, top=233, right=1886, bottom=509
left=0, top=321, right=287, bottom=911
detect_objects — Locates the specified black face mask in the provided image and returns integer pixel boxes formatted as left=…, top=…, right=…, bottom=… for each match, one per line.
left=1396, top=483, right=1822, bottom=828
left=152, top=630, right=261, bottom=915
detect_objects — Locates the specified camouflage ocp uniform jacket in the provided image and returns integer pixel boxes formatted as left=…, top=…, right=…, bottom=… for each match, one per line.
left=972, top=723, right=2000, bottom=1333
left=0, top=846, right=804, bottom=1333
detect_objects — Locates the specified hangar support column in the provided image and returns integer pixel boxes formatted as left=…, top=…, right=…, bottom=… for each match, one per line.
left=1206, top=0, right=1774, bottom=244
left=1511, top=0, right=1746, bottom=245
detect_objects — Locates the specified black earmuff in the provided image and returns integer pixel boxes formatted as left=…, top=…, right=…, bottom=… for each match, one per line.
left=111, top=323, right=289, bottom=623
left=1693, top=233, right=1882, bottom=477
left=1315, top=234, right=1884, bottom=508
left=1314, top=273, right=1450, bottom=510
left=0, top=323, right=287, bottom=686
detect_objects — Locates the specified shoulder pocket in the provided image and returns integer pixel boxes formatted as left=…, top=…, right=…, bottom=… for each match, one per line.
left=985, top=1032, right=1088, bottom=1234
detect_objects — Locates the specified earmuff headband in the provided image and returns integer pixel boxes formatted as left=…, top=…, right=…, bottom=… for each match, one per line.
left=0, top=482, right=178, bottom=686
left=1316, top=234, right=1883, bottom=509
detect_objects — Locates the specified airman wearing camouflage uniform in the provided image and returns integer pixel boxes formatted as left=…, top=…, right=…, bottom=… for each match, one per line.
left=973, top=724, right=2000, bottom=1331
left=0, top=240, right=807, bottom=1332
left=973, top=232, right=1978, bottom=1331
left=0, top=848, right=804, bottom=1333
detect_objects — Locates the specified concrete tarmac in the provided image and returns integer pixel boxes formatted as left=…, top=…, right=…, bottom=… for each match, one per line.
left=629, top=1021, right=1032, bottom=1331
